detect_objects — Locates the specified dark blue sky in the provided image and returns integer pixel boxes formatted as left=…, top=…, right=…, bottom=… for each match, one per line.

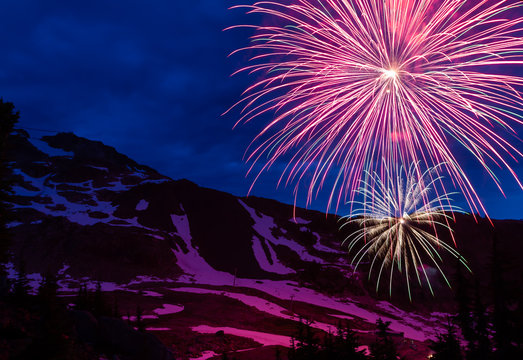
left=1, top=0, right=522, bottom=219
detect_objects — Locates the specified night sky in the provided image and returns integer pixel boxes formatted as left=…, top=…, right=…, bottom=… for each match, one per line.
left=1, top=0, right=522, bottom=219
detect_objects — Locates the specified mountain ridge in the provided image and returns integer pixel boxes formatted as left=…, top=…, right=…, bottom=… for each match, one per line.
left=4, top=129, right=523, bottom=359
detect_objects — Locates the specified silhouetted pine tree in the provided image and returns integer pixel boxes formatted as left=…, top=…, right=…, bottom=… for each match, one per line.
left=331, top=321, right=368, bottom=360
left=112, top=295, right=120, bottom=318
left=73, top=281, right=111, bottom=318
left=289, top=336, right=297, bottom=359
left=12, top=260, right=31, bottom=302
left=38, top=273, right=59, bottom=308
left=288, top=317, right=320, bottom=360
left=221, top=351, right=238, bottom=360
left=135, top=305, right=146, bottom=332
left=289, top=318, right=370, bottom=359
left=275, top=347, right=282, bottom=360
left=468, top=280, right=491, bottom=360
left=429, top=321, right=463, bottom=360
left=321, top=330, right=335, bottom=360
left=93, top=281, right=111, bottom=317
left=490, top=233, right=509, bottom=360
left=490, top=233, right=523, bottom=359
left=509, top=299, right=523, bottom=356
left=74, top=282, right=89, bottom=311
left=22, top=273, right=78, bottom=359
left=369, top=319, right=400, bottom=360
left=0, top=99, right=19, bottom=296
left=453, top=255, right=474, bottom=354
left=126, top=310, right=132, bottom=326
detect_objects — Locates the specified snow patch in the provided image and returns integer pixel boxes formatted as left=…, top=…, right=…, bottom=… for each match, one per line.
left=192, top=325, right=291, bottom=347
left=252, top=236, right=295, bottom=275
left=171, top=287, right=335, bottom=333
left=87, top=165, right=109, bottom=172
left=10, top=171, right=118, bottom=226
left=3, top=262, right=16, bottom=278
left=148, top=234, right=165, bottom=240
left=28, top=137, right=74, bottom=157
left=329, top=313, right=354, bottom=321
left=171, top=213, right=191, bottom=242
left=291, top=217, right=311, bottom=225
left=127, top=275, right=174, bottom=285
left=312, top=232, right=344, bottom=254
left=239, top=200, right=325, bottom=263
left=2, top=264, right=43, bottom=294
left=190, top=350, right=218, bottom=360
left=6, top=221, right=23, bottom=228
left=106, top=180, right=133, bottom=192
left=171, top=211, right=235, bottom=285
left=152, top=304, right=184, bottom=315
left=58, top=264, right=70, bottom=275
left=136, top=199, right=149, bottom=211
left=124, top=314, right=158, bottom=321
left=12, top=184, right=42, bottom=197
left=174, top=278, right=437, bottom=341
left=356, top=345, right=370, bottom=355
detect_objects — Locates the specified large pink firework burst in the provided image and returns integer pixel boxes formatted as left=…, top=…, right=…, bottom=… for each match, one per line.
left=228, top=0, right=523, bottom=215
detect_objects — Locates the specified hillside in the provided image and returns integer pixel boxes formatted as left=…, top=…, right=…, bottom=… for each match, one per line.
left=3, top=130, right=522, bottom=359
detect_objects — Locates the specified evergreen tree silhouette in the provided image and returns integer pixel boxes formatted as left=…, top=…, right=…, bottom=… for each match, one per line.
left=490, top=233, right=509, bottom=359
left=135, top=305, right=146, bottom=332
left=288, top=317, right=319, bottom=360
left=289, top=318, right=370, bottom=359
left=93, top=281, right=111, bottom=317
left=289, top=336, right=297, bottom=359
left=332, top=321, right=368, bottom=359
left=321, top=329, right=335, bottom=360
left=490, top=232, right=523, bottom=359
left=369, top=319, right=400, bottom=360
left=74, top=282, right=89, bottom=311
left=112, top=295, right=120, bottom=318
left=429, top=320, right=463, bottom=360
left=0, top=99, right=19, bottom=296
left=126, top=310, right=132, bottom=326
left=454, top=255, right=474, bottom=354
left=468, top=280, right=491, bottom=360
left=38, top=272, right=59, bottom=308
left=13, top=260, right=31, bottom=302
left=23, top=273, right=76, bottom=359
left=275, top=347, right=282, bottom=360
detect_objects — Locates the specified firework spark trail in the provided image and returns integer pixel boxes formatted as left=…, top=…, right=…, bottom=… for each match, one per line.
left=228, top=0, right=523, bottom=215
left=340, top=162, right=470, bottom=299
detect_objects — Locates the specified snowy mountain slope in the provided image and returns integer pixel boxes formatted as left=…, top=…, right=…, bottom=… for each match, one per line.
left=4, top=130, right=523, bottom=360
left=7, top=130, right=353, bottom=282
